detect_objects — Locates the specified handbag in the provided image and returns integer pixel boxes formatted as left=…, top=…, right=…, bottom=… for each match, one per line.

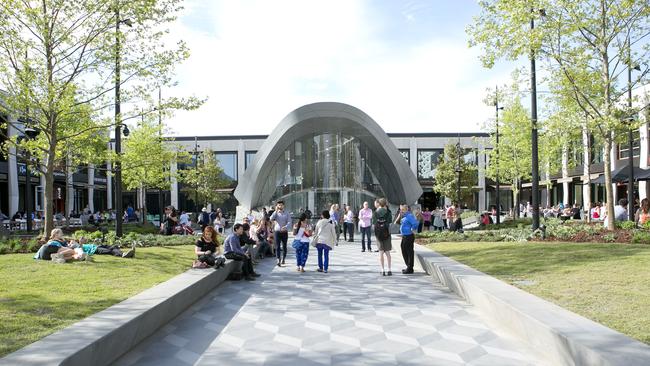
left=291, top=239, right=302, bottom=249
left=310, top=233, right=319, bottom=247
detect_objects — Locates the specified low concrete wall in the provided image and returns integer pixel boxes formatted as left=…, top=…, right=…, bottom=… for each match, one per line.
left=414, top=245, right=650, bottom=366
left=0, top=260, right=238, bottom=366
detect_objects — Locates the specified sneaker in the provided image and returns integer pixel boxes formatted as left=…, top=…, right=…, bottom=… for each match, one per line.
left=281, top=259, right=285, bottom=265
left=323, top=270, right=328, bottom=273
left=245, top=276, right=256, bottom=281
left=387, top=271, right=392, bottom=276
left=277, top=261, right=282, bottom=267
left=361, top=250, right=366, bottom=252
left=317, top=268, right=323, bottom=272
left=252, top=272, right=261, bottom=277
left=382, top=271, right=386, bottom=276
left=122, top=249, right=135, bottom=258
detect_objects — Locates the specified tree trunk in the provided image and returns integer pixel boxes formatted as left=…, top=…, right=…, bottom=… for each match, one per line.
left=604, top=137, right=615, bottom=230
left=583, top=124, right=592, bottom=223
left=43, top=148, right=56, bottom=240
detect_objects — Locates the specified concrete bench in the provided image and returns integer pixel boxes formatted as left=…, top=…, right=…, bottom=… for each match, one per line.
left=0, top=259, right=240, bottom=366
left=414, top=244, right=650, bottom=366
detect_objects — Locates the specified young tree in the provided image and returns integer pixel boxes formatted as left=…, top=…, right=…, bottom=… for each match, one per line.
left=180, top=149, right=231, bottom=209
left=121, top=120, right=179, bottom=224
left=0, top=0, right=202, bottom=238
left=433, top=143, right=478, bottom=206
left=468, top=0, right=650, bottom=229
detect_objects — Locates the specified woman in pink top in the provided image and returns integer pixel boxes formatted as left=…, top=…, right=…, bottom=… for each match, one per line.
left=358, top=201, right=373, bottom=252
left=421, top=208, right=432, bottom=231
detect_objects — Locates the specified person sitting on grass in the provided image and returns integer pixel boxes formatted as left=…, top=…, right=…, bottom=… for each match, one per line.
left=195, top=226, right=222, bottom=267
left=34, top=228, right=78, bottom=263
left=223, top=223, right=260, bottom=281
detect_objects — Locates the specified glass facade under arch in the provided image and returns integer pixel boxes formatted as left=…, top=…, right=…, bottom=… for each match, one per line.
left=259, top=133, right=391, bottom=215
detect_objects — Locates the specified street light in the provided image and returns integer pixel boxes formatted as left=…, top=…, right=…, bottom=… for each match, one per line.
left=114, top=6, right=133, bottom=237
left=627, top=36, right=641, bottom=221
left=494, top=87, right=504, bottom=225
left=455, top=139, right=462, bottom=206
left=530, top=8, right=545, bottom=230
left=18, top=124, right=39, bottom=231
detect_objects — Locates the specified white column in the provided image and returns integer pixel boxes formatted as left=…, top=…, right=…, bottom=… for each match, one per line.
left=562, top=147, right=569, bottom=205
left=87, top=165, right=95, bottom=213
left=170, top=161, right=178, bottom=208
left=478, top=146, right=486, bottom=212
left=308, top=190, right=315, bottom=212
left=7, top=117, right=19, bottom=216
left=106, top=161, right=113, bottom=210
left=237, top=140, right=245, bottom=183
left=409, top=137, right=417, bottom=176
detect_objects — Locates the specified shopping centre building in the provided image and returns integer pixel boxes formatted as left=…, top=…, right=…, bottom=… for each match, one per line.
left=2, top=101, right=648, bottom=219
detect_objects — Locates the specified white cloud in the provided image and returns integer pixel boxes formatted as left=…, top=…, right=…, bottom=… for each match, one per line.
left=162, top=0, right=516, bottom=137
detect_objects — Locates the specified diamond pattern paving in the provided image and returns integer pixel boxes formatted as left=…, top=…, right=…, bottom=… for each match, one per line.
left=112, top=237, right=541, bottom=366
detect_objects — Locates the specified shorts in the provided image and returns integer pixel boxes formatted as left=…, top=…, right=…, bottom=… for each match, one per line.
left=43, top=245, right=60, bottom=260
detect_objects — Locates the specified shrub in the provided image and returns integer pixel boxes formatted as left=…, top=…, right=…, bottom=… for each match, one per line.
left=632, top=231, right=650, bottom=244
left=617, top=221, right=636, bottom=230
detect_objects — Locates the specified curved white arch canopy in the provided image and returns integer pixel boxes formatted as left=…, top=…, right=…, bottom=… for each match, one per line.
left=234, top=102, right=422, bottom=209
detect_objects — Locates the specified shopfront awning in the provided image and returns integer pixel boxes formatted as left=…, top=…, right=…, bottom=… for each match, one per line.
left=591, top=166, right=650, bottom=184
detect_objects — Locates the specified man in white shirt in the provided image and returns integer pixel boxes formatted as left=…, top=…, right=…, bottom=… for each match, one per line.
left=179, top=211, right=190, bottom=226
left=614, top=199, right=628, bottom=221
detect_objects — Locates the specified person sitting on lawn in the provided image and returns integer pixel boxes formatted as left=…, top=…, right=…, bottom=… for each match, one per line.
left=195, top=226, right=222, bottom=267
left=34, top=228, right=78, bottom=263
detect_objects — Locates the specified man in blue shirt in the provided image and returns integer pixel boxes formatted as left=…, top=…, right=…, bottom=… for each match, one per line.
left=270, top=201, right=291, bottom=266
left=224, top=224, right=260, bottom=281
left=396, top=204, right=419, bottom=274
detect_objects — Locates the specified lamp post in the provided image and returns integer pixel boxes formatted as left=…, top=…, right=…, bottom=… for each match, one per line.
left=530, top=8, right=545, bottom=230
left=455, top=139, right=462, bottom=206
left=627, top=37, right=641, bottom=221
left=494, top=86, right=504, bottom=224
left=114, top=6, right=132, bottom=237
left=158, top=87, right=164, bottom=224
left=194, top=136, right=200, bottom=212
left=20, top=125, right=39, bottom=231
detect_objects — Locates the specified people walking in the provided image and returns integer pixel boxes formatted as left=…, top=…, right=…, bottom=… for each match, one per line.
left=344, top=206, right=355, bottom=242
left=373, top=198, right=393, bottom=276
left=329, top=204, right=341, bottom=243
left=270, top=200, right=291, bottom=266
left=312, top=210, right=337, bottom=273
left=292, top=213, right=312, bottom=272
left=359, top=201, right=373, bottom=252
left=396, top=204, right=419, bottom=274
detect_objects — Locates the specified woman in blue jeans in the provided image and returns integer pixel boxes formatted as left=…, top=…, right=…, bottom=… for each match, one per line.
left=292, top=213, right=312, bottom=272
left=312, top=210, right=338, bottom=273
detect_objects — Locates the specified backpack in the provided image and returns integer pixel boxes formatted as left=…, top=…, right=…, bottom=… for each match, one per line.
left=375, top=214, right=390, bottom=241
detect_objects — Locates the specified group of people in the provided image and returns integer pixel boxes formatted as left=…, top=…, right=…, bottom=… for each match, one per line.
left=34, top=228, right=135, bottom=263
left=415, top=205, right=464, bottom=232
left=192, top=198, right=425, bottom=278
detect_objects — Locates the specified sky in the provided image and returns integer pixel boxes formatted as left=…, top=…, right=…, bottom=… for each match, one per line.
left=163, top=0, right=520, bottom=137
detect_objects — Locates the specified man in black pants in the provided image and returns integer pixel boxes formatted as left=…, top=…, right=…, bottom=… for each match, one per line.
left=224, top=224, right=260, bottom=281
left=397, top=204, right=419, bottom=274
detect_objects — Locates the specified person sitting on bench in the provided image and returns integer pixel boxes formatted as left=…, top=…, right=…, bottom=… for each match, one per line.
left=223, top=224, right=260, bottom=281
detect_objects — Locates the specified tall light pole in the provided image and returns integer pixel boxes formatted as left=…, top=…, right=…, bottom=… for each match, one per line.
left=494, top=86, right=504, bottom=224
left=530, top=8, right=545, bottom=230
left=627, top=37, right=641, bottom=220
left=158, top=86, right=164, bottom=224
left=455, top=137, right=462, bottom=206
left=114, top=5, right=132, bottom=237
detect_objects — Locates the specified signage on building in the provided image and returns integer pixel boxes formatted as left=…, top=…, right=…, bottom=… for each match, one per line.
left=94, top=177, right=107, bottom=184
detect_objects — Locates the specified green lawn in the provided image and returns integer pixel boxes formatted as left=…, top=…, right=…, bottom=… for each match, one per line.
left=426, top=242, right=650, bottom=345
left=0, top=245, right=196, bottom=357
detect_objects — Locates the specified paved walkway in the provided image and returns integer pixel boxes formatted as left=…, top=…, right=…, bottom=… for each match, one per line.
left=113, top=237, right=541, bottom=366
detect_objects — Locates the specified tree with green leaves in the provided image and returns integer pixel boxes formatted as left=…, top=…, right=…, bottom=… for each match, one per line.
left=180, top=149, right=231, bottom=209
left=433, top=143, right=478, bottom=206
left=121, top=120, right=180, bottom=224
left=468, top=0, right=650, bottom=229
left=0, top=0, right=203, bottom=238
